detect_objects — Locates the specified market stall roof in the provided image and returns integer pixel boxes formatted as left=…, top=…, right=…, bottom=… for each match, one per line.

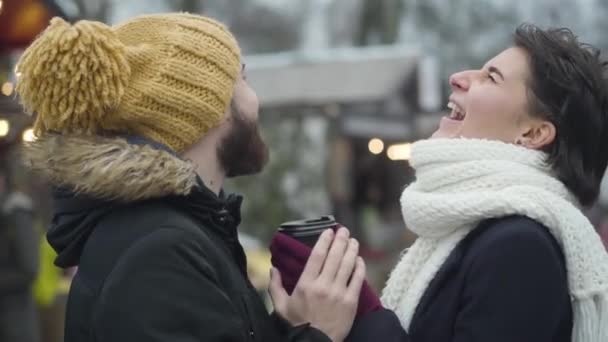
left=246, top=45, right=421, bottom=108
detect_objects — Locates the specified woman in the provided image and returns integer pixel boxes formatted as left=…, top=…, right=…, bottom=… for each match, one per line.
left=273, top=24, right=608, bottom=342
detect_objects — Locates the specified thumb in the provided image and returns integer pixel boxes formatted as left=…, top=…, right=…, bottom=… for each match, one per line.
left=268, top=267, right=288, bottom=311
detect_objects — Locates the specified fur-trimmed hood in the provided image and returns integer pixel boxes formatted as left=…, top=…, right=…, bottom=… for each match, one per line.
left=24, top=134, right=245, bottom=268
left=24, top=134, right=199, bottom=202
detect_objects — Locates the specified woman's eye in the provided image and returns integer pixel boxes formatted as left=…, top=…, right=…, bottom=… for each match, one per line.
left=488, top=73, right=497, bottom=83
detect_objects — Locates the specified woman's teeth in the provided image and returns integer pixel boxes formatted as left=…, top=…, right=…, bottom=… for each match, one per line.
left=447, top=102, right=466, bottom=121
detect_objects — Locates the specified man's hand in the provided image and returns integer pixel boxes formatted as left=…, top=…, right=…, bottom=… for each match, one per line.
left=269, top=228, right=366, bottom=342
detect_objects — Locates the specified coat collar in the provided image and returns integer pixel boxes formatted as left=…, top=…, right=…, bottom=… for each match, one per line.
left=24, top=134, right=198, bottom=202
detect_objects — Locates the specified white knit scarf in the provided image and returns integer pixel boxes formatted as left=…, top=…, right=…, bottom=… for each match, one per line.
left=381, top=138, right=608, bottom=342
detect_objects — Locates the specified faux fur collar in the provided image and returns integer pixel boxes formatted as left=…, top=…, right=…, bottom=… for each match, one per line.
left=23, top=134, right=198, bottom=202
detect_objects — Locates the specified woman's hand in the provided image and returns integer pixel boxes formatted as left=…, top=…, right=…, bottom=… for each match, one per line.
left=269, top=228, right=366, bottom=342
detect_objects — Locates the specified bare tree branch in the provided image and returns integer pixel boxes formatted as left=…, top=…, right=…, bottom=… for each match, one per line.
left=54, top=0, right=111, bottom=21
left=169, top=0, right=204, bottom=13
left=41, top=0, right=70, bottom=19
left=71, top=0, right=87, bottom=18
left=96, top=0, right=111, bottom=21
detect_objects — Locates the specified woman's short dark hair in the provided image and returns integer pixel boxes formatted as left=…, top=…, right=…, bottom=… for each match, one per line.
left=513, top=24, right=608, bottom=206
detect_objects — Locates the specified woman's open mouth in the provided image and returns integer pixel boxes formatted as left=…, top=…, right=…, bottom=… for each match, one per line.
left=447, top=101, right=466, bottom=121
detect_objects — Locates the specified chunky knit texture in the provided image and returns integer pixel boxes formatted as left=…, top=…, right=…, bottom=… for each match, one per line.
left=381, top=138, right=608, bottom=342
left=16, top=13, right=241, bottom=152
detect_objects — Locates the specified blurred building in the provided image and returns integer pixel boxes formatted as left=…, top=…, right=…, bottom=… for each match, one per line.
left=0, top=0, right=57, bottom=211
left=246, top=45, right=443, bottom=250
left=0, top=0, right=56, bottom=160
left=0, top=2, right=67, bottom=342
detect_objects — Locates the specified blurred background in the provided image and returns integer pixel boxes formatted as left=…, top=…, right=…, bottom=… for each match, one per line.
left=1, top=0, right=608, bottom=341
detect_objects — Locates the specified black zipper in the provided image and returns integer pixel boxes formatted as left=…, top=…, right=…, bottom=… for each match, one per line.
left=240, top=297, right=257, bottom=341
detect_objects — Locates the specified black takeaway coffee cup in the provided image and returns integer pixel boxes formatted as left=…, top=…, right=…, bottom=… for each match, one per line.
left=278, top=215, right=340, bottom=248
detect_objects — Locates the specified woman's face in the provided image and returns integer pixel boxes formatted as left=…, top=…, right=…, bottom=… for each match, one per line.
left=432, top=47, right=550, bottom=145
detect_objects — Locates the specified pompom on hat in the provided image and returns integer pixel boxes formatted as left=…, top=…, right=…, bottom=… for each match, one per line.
left=16, top=13, right=242, bottom=153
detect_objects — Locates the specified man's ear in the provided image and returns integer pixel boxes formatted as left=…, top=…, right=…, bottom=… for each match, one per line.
left=222, top=100, right=235, bottom=124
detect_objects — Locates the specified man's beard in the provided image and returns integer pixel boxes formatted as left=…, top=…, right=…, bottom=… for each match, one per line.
left=217, top=108, right=269, bottom=178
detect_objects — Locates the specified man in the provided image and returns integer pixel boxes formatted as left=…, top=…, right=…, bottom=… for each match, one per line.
left=17, top=14, right=364, bottom=342
left=0, top=171, right=40, bottom=342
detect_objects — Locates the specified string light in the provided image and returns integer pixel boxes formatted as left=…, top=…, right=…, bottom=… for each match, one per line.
left=387, top=143, right=412, bottom=161
left=0, top=119, right=9, bottom=137
left=368, top=138, right=385, bottom=155
left=22, top=128, right=37, bottom=142
left=1, top=82, right=13, bottom=96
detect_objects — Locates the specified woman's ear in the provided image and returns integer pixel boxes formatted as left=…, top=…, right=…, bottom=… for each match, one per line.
left=518, top=119, right=556, bottom=149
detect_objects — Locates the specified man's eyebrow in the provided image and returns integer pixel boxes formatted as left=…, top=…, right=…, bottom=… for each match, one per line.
left=488, top=65, right=504, bottom=80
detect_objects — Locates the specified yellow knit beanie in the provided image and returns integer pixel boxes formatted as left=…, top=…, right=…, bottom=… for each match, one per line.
left=16, top=13, right=241, bottom=152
